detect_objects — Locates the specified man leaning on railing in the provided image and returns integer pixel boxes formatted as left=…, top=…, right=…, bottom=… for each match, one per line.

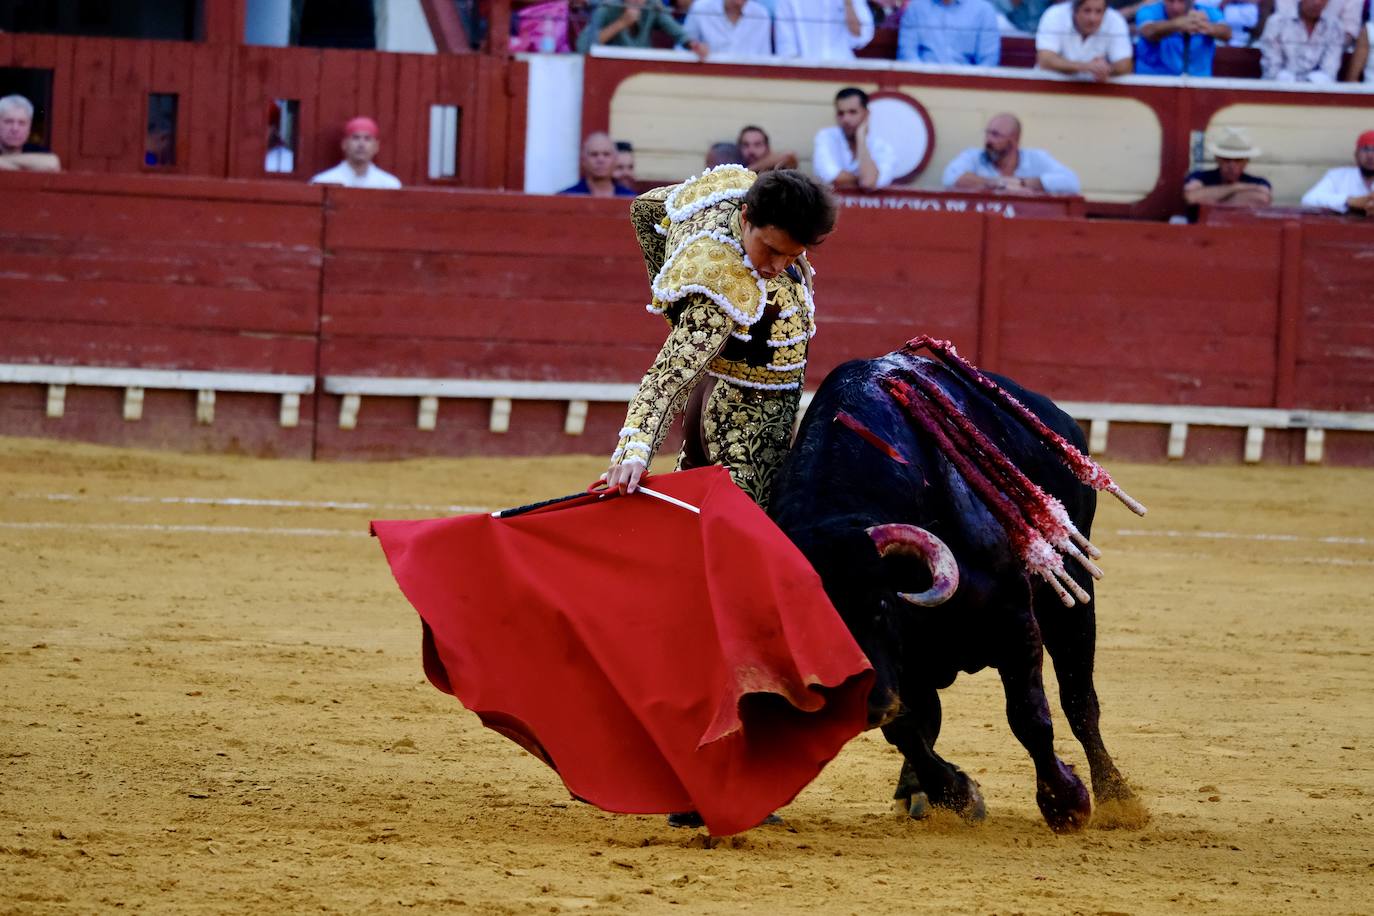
left=0, top=95, right=60, bottom=173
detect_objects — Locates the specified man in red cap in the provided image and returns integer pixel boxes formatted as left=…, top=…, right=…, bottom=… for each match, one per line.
left=309, top=116, right=401, bottom=190
left=1301, top=130, right=1374, bottom=215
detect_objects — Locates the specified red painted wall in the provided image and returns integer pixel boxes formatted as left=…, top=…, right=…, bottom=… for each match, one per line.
left=0, top=34, right=523, bottom=190
left=1, top=173, right=1371, bottom=462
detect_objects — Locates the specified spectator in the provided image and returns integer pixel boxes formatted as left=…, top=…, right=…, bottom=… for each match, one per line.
left=898, top=0, right=1002, bottom=66
left=989, top=0, right=1053, bottom=35
left=1217, top=0, right=1260, bottom=46
left=576, top=0, right=710, bottom=58
left=812, top=87, right=898, bottom=190
left=683, top=0, right=774, bottom=56
left=706, top=141, right=747, bottom=168
left=1272, top=0, right=1363, bottom=42
left=1182, top=126, right=1272, bottom=222
left=266, top=131, right=295, bottom=173
left=1035, top=0, right=1134, bottom=80
left=738, top=125, right=800, bottom=172
left=774, top=0, right=875, bottom=61
left=1343, top=19, right=1372, bottom=83
left=560, top=131, right=638, bottom=196
left=942, top=112, right=1082, bottom=194
left=0, top=94, right=60, bottom=173
left=614, top=140, right=636, bottom=187
left=1258, top=0, right=1345, bottom=83
left=309, top=117, right=401, bottom=189
left=1300, top=130, right=1374, bottom=215
left=1135, top=0, right=1231, bottom=76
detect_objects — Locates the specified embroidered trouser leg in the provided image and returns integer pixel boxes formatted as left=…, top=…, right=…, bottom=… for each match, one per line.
left=698, top=383, right=801, bottom=511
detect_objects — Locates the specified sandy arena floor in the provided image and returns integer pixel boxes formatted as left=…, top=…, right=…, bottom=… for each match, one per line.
left=1, top=436, right=1371, bottom=914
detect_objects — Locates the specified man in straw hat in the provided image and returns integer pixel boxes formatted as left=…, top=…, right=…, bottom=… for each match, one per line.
left=1301, top=130, right=1374, bottom=216
left=1182, top=126, right=1271, bottom=222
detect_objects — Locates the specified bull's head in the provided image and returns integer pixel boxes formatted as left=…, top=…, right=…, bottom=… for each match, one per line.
left=793, top=520, right=959, bottom=729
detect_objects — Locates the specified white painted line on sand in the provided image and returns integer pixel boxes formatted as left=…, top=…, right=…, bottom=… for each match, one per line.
left=8, top=492, right=491, bottom=514
left=0, top=521, right=368, bottom=538
left=1114, top=528, right=1369, bottom=547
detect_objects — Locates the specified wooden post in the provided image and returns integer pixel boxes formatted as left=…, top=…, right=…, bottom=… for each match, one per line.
left=1273, top=220, right=1303, bottom=409
left=202, top=0, right=247, bottom=45
left=489, top=0, right=512, bottom=56
left=976, top=212, right=1004, bottom=371
left=419, top=0, right=474, bottom=53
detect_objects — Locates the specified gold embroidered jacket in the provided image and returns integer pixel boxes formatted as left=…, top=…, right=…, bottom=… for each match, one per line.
left=610, top=164, right=816, bottom=472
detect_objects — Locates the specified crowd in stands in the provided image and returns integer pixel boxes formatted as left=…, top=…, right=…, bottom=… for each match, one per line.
left=529, top=0, right=1374, bottom=82
left=552, top=86, right=1371, bottom=219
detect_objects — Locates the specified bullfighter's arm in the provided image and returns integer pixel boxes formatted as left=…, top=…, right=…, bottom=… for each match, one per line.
left=629, top=185, right=672, bottom=284
left=605, top=298, right=732, bottom=491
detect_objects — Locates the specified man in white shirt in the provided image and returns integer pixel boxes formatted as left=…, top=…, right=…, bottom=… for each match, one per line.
left=812, top=87, right=898, bottom=190
left=1035, top=0, right=1133, bottom=81
left=942, top=112, right=1081, bottom=195
left=1301, top=130, right=1374, bottom=216
left=774, top=0, right=875, bottom=61
left=683, top=0, right=774, bottom=56
left=309, top=116, right=402, bottom=190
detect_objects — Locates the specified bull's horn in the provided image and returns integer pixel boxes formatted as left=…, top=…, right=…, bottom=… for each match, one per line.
left=866, top=523, right=959, bottom=607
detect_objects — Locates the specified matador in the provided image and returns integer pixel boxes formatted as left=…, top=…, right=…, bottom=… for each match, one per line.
left=604, top=165, right=838, bottom=509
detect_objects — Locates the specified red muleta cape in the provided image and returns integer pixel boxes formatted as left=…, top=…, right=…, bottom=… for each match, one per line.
left=372, top=466, right=873, bottom=835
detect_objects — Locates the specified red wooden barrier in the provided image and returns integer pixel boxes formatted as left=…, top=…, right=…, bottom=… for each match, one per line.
left=2, top=173, right=1371, bottom=462
left=0, top=173, right=324, bottom=456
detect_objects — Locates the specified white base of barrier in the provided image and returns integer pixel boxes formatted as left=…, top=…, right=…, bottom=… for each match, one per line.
left=0, top=364, right=315, bottom=428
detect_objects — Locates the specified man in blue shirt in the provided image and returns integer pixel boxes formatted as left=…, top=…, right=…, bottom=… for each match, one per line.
left=941, top=113, right=1082, bottom=195
left=898, top=0, right=1002, bottom=66
left=1134, top=0, right=1231, bottom=76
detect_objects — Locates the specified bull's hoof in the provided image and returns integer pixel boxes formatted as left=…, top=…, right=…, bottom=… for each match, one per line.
left=896, top=791, right=931, bottom=820
left=666, top=811, right=705, bottom=829
left=956, top=780, right=988, bottom=824
left=1036, top=765, right=1092, bottom=834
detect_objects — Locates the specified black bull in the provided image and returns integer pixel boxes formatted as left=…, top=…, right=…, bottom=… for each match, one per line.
left=768, top=347, right=1139, bottom=833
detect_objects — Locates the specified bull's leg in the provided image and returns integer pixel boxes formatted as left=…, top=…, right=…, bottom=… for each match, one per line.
left=997, top=615, right=1091, bottom=833
left=1036, top=580, right=1136, bottom=806
left=881, top=690, right=986, bottom=823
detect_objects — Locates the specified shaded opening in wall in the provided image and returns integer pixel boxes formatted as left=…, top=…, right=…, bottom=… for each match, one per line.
left=144, top=93, right=178, bottom=168
left=266, top=99, right=300, bottom=174
left=429, top=104, right=461, bottom=180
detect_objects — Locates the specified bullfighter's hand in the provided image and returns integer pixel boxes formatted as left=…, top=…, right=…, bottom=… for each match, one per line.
left=603, top=461, right=646, bottom=495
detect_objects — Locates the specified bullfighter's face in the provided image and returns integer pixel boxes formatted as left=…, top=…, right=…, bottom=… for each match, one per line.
left=739, top=205, right=813, bottom=279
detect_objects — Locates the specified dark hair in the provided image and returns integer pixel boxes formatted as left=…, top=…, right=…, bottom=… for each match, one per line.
left=834, top=86, right=869, bottom=108
left=706, top=141, right=746, bottom=168
left=742, top=170, right=837, bottom=247
left=615, top=140, right=633, bottom=153
left=737, top=124, right=770, bottom=147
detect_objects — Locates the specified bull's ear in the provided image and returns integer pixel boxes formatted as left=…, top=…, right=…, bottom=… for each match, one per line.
left=867, top=523, right=959, bottom=608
